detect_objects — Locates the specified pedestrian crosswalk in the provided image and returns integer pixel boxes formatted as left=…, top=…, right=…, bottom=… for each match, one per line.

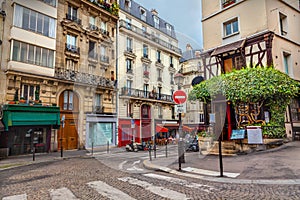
left=2, top=172, right=214, bottom=200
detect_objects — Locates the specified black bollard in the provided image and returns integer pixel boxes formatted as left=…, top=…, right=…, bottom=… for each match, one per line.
left=107, top=141, right=109, bottom=153
left=165, top=140, right=168, bottom=158
left=149, top=144, right=152, bottom=161
left=91, top=142, right=94, bottom=156
left=32, top=146, right=35, bottom=161
left=60, top=138, right=63, bottom=158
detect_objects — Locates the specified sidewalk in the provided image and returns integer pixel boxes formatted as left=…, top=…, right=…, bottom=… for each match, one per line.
left=143, top=141, right=300, bottom=184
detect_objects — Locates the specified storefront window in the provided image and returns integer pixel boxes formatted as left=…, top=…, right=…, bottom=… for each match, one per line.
left=88, top=123, right=113, bottom=146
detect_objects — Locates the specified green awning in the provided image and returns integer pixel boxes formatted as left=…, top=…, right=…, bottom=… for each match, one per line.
left=2, top=104, right=60, bottom=131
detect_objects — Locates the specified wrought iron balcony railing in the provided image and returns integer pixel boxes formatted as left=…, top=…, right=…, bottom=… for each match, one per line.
left=65, top=44, right=80, bottom=54
left=100, top=55, right=109, bottom=63
left=66, top=14, right=82, bottom=25
left=222, top=0, right=236, bottom=8
left=119, top=20, right=182, bottom=55
left=55, top=67, right=114, bottom=88
left=120, top=87, right=173, bottom=103
left=89, top=24, right=99, bottom=31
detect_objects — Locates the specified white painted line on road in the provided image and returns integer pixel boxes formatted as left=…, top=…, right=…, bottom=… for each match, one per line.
left=49, top=187, right=78, bottom=200
left=126, top=166, right=144, bottom=171
left=88, top=180, right=136, bottom=200
left=119, top=160, right=127, bottom=170
left=3, top=194, right=27, bottom=200
left=118, top=177, right=188, bottom=200
left=182, top=167, right=240, bottom=178
left=132, top=160, right=140, bottom=165
left=144, top=173, right=216, bottom=193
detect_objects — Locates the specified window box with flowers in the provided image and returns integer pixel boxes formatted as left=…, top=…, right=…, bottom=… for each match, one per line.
left=222, top=0, right=236, bottom=8
left=143, top=71, right=149, bottom=78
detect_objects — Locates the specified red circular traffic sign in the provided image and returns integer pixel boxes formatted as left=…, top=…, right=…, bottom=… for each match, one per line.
left=173, top=90, right=187, bottom=104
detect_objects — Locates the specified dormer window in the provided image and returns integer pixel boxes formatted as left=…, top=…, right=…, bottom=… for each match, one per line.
left=153, top=15, right=159, bottom=29
left=166, top=23, right=172, bottom=35
left=125, top=0, right=131, bottom=12
left=140, top=7, right=146, bottom=21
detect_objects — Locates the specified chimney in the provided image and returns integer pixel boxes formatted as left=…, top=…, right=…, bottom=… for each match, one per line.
left=186, top=44, right=193, bottom=51
left=151, top=9, right=158, bottom=16
left=195, top=51, right=201, bottom=58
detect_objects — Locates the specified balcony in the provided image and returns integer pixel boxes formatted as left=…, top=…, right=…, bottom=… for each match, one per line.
left=100, top=55, right=109, bottom=64
left=120, top=87, right=173, bottom=103
left=66, top=14, right=82, bottom=25
left=157, top=77, right=162, bottom=82
left=55, top=67, right=114, bottom=88
left=222, top=0, right=236, bottom=8
left=100, top=28, right=109, bottom=36
left=65, top=44, right=80, bottom=55
left=89, top=24, right=99, bottom=31
left=143, top=71, right=149, bottom=78
left=119, top=20, right=182, bottom=55
left=88, top=52, right=98, bottom=60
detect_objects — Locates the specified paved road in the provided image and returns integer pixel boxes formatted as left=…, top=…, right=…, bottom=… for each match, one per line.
left=0, top=155, right=299, bottom=199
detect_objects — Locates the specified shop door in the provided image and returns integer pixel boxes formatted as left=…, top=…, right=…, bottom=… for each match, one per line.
left=58, top=90, right=79, bottom=150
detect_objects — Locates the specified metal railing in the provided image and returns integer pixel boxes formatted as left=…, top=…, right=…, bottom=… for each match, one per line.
left=120, top=87, right=173, bottom=102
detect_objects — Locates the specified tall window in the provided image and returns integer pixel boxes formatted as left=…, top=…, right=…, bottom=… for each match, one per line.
left=170, top=73, right=174, bottom=84
left=140, top=8, right=146, bottom=21
left=142, top=26, right=146, bottom=34
left=12, top=40, right=54, bottom=68
left=21, top=84, right=39, bottom=100
left=169, top=56, right=173, bottom=67
left=157, top=68, right=162, bottom=81
left=100, top=21, right=107, bottom=33
left=126, top=18, right=131, bottom=29
left=166, top=23, right=172, bottom=35
left=224, top=17, right=239, bottom=37
left=158, top=106, right=162, bottom=118
left=283, top=52, right=291, bottom=76
left=153, top=15, right=159, bottom=29
left=126, top=80, right=132, bottom=95
left=14, top=5, right=56, bottom=38
left=63, top=90, right=73, bottom=110
left=143, top=63, right=149, bottom=77
left=126, top=37, right=132, bottom=52
left=66, top=34, right=77, bottom=52
left=125, top=0, right=131, bottom=12
left=126, top=59, right=132, bottom=72
left=279, top=12, right=288, bottom=36
left=143, top=84, right=148, bottom=97
left=68, top=5, right=77, bottom=20
left=88, top=41, right=97, bottom=59
left=143, top=44, right=148, bottom=57
left=89, top=16, right=97, bottom=31
left=94, top=94, right=102, bottom=112
left=41, top=0, right=56, bottom=7
left=156, top=50, right=161, bottom=62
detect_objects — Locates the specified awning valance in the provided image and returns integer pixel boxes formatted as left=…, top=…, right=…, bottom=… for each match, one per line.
left=2, top=104, right=60, bottom=131
left=156, top=125, right=168, bottom=133
left=211, top=39, right=245, bottom=56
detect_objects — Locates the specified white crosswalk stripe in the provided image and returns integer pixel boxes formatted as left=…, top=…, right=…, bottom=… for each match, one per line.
left=182, top=167, right=240, bottom=178
left=144, top=173, right=217, bottom=193
left=87, top=180, right=136, bottom=200
left=49, top=187, right=78, bottom=200
left=2, top=194, right=27, bottom=200
left=118, top=177, right=189, bottom=200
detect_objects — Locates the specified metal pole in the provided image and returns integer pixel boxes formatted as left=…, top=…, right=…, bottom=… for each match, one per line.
left=165, top=140, right=168, bottom=158
left=107, top=141, right=109, bottom=153
left=91, top=142, right=94, bottom=156
left=178, top=112, right=185, bottom=170
left=60, top=138, right=63, bottom=157
left=154, top=135, right=156, bottom=158
left=218, top=135, right=224, bottom=177
left=32, top=146, right=35, bottom=161
left=149, top=144, right=152, bottom=161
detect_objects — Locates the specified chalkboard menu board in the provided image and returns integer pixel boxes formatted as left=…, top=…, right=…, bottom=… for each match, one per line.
left=230, top=129, right=245, bottom=140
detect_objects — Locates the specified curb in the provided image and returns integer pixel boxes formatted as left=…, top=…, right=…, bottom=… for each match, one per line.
left=142, top=159, right=300, bottom=185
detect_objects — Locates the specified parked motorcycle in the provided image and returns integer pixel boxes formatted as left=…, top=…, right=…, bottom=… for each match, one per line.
left=185, top=137, right=199, bottom=152
left=125, top=141, right=147, bottom=152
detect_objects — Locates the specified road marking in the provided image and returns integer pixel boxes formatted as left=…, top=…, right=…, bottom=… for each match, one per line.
left=88, top=180, right=136, bottom=200
left=126, top=166, right=144, bottom=171
left=49, top=187, right=78, bottom=200
left=144, top=173, right=216, bottom=193
left=132, top=160, right=140, bottom=165
left=118, top=177, right=188, bottom=200
left=3, top=194, right=27, bottom=200
left=182, top=167, right=240, bottom=178
left=118, top=160, right=127, bottom=170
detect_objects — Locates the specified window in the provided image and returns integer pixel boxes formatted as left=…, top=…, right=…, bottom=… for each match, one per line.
left=126, top=59, right=132, bottom=72
left=41, top=0, right=56, bottom=7
left=224, top=17, right=239, bottom=37
left=279, top=12, right=287, bottom=36
left=142, top=26, right=146, bottom=34
left=127, top=102, right=133, bottom=117
left=157, top=68, right=162, bottom=81
left=283, top=52, right=292, bottom=76
left=12, top=40, right=54, bottom=68
left=140, top=7, right=146, bottom=21
left=222, top=0, right=236, bottom=8
left=14, top=4, right=56, bottom=38
left=66, top=59, right=78, bottom=71
left=100, top=46, right=108, bottom=63
left=126, top=37, right=132, bottom=52
left=169, top=56, right=173, bottom=67
left=94, top=94, right=102, bottom=112
left=126, top=18, right=131, bottom=29
left=63, top=90, right=74, bottom=110
left=170, top=73, right=174, bottom=84
left=21, top=84, right=40, bottom=100
left=158, top=106, right=162, bottom=118
left=166, top=23, right=172, bottom=35
left=126, top=80, right=132, bottom=95
left=156, top=50, right=161, bottom=62
left=125, top=0, right=131, bottom=12
left=143, top=44, right=148, bottom=58
left=143, top=84, right=148, bottom=97
left=66, top=34, right=77, bottom=52
left=89, top=16, right=98, bottom=31
left=158, top=87, right=162, bottom=99
left=89, top=41, right=97, bottom=59
left=68, top=5, right=77, bottom=20
left=153, top=15, right=159, bottom=29
left=100, top=21, right=107, bottom=33
left=143, top=64, right=149, bottom=77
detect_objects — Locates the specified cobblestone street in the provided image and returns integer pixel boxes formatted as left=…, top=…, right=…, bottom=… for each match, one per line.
left=1, top=156, right=299, bottom=200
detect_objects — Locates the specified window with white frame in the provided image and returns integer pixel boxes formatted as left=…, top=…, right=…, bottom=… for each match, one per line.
left=88, top=41, right=97, bottom=59
left=126, top=18, right=131, bottom=29
left=126, top=37, right=132, bottom=52
left=143, top=63, right=149, bottom=76
left=153, top=15, right=159, bottom=29
left=157, top=68, right=162, bottom=81
left=143, top=44, right=148, bottom=57
left=89, top=16, right=97, bottom=31
left=100, top=45, right=108, bottom=63
left=94, top=93, right=102, bottom=112
left=12, top=40, right=54, bottom=68
left=222, top=0, right=236, bottom=8
left=126, top=80, right=132, bottom=95
left=156, top=50, right=161, bottom=62
left=283, top=52, right=292, bottom=76
left=21, top=84, right=40, bottom=101
left=66, top=34, right=77, bottom=52
left=63, top=90, right=74, bottom=110
left=143, top=84, right=148, bottom=97
left=140, top=7, right=146, bottom=21
left=14, top=4, right=56, bottom=38
left=223, top=17, right=239, bottom=37
left=127, top=102, right=133, bottom=117
left=166, top=23, right=172, bottom=35
left=126, top=59, right=132, bottom=72
left=279, top=12, right=288, bottom=36
left=125, top=0, right=131, bottom=12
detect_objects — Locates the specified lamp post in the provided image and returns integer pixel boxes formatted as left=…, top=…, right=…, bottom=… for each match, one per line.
left=174, top=72, right=185, bottom=170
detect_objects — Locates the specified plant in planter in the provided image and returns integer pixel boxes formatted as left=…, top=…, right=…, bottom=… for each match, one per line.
left=19, top=97, right=26, bottom=104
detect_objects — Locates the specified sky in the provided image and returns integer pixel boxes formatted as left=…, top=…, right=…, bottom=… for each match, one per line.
left=133, top=0, right=203, bottom=51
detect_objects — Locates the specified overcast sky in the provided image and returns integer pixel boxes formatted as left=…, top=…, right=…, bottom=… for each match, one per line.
left=133, top=0, right=203, bottom=51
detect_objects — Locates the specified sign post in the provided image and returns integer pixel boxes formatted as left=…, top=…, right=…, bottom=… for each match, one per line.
left=173, top=90, right=187, bottom=170
left=61, top=115, right=65, bottom=158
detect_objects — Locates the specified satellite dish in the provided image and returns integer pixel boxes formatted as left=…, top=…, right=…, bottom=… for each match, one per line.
left=191, top=76, right=204, bottom=86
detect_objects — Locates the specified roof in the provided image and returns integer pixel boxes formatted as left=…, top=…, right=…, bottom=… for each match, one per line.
left=180, top=49, right=203, bottom=63
left=211, top=39, right=245, bottom=56
left=119, top=0, right=177, bottom=40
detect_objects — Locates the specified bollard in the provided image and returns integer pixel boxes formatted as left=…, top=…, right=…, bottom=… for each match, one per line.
left=91, top=142, right=94, bottom=156
left=154, top=143, right=156, bottom=158
left=32, top=147, right=35, bottom=161
left=107, top=141, right=109, bottom=153
left=165, top=140, right=168, bottom=158
left=148, top=145, right=152, bottom=161
left=60, top=138, right=63, bottom=158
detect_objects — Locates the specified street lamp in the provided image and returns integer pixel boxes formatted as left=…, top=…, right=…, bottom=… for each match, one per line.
left=174, top=72, right=185, bottom=170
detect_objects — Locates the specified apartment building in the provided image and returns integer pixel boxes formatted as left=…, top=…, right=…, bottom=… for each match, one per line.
left=55, top=0, right=119, bottom=150
left=0, top=0, right=60, bottom=155
left=201, top=0, right=300, bottom=139
left=118, top=0, right=182, bottom=146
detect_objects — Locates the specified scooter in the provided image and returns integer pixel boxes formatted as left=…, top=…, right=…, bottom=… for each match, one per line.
left=125, top=141, right=148, bottom=152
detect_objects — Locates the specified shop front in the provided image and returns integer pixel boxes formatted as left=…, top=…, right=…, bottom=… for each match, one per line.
left=0, top=104, right=60, bottom=156
left=85, top=114, right=118, bottom=148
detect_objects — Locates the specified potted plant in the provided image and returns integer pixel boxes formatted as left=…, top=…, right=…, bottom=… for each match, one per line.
left=19, top=97, right=26, bottom=104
